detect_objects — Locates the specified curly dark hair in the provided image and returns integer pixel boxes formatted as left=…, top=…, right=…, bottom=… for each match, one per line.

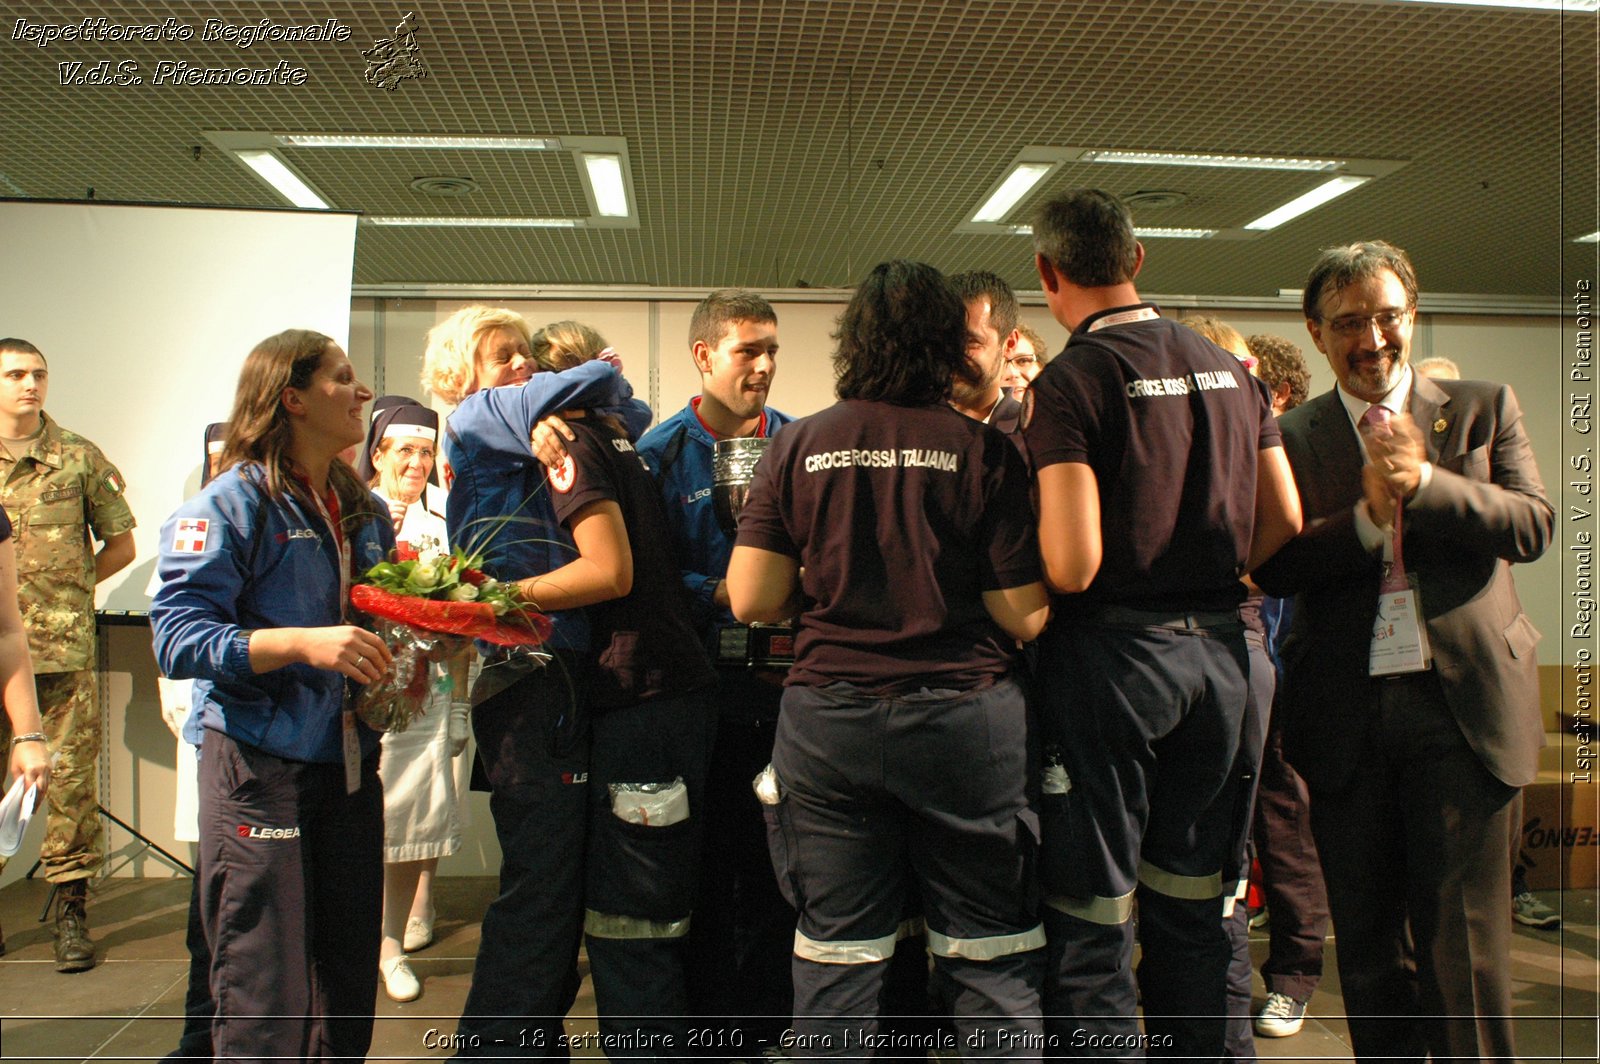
left=1246, top=333, right=1312, bottom=412
left=833, top=261, right=967, bottom=405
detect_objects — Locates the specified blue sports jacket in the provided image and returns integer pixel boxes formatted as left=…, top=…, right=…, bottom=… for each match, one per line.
left=150, top=464, right=395, bottom=764
left=636, top=400, right=793, bottom=643
left=443, top=361, right=652, bottom=652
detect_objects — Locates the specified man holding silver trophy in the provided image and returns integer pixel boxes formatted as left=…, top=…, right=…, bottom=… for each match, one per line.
left=635, top=291, right=798, bottom=1051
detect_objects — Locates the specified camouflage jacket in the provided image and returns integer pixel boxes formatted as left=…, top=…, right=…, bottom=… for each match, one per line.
left=0, top=413, right=135, bottom=672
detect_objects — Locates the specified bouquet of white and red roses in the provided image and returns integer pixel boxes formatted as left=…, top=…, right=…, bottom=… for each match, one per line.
left=348, top=543, right=553, bottom=732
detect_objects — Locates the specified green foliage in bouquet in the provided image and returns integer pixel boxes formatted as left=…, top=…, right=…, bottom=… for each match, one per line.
left=362, top=544, right=523, bottom=616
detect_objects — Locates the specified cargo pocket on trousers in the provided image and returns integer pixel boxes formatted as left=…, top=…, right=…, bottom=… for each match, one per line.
left=589, top=784, right=697, bottom=922
left=759, top=767, right=806, bottom=915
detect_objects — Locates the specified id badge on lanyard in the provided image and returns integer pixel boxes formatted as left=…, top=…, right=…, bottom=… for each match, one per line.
left=310, top=490, right=363, bottom=794
left=1368, top=506, right=1432, bottom=677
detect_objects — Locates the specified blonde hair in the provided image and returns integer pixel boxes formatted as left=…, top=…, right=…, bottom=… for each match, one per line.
left=530, top=320, right=609, bottom=372
left=420, top=305, right=533, bottom=405
left=1180, top=314, right=1250, bottom=360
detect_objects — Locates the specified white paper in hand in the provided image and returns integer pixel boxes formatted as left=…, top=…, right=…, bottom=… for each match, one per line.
left=0, top=775, right=40, bottom=857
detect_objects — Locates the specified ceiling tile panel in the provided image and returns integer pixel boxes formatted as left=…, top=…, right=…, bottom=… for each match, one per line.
left=1, top=0, right=1592, bottom=294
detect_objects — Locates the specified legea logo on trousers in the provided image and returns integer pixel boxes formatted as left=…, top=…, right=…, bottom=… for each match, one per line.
left=237, top=824, right=301, bottom=839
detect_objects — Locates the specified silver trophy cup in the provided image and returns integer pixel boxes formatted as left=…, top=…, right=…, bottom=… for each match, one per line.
left=711, top=437, right=771, bottom=538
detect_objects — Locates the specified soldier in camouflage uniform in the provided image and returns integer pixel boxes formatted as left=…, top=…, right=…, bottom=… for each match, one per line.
left=0, top=338, right=136, bottom=972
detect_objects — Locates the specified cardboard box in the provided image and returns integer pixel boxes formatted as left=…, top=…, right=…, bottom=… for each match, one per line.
left=1518, top=778, right=1600, bottom=890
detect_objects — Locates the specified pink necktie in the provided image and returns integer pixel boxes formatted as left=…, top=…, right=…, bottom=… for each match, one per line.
left=1361, top=405, right=1408, bottom=592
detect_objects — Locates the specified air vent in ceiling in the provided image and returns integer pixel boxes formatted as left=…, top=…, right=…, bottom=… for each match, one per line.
left=1124, top=190, right=1189, bottom=209
left=409, top=176, right=478, bottom=197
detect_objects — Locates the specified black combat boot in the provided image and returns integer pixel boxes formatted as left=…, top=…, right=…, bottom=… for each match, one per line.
left=52, top=880, right=96, bottom=972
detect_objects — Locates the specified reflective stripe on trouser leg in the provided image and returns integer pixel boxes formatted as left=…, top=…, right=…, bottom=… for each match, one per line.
left=1044, top=888, right=1135, bottom=926
left=792, top=914, right=928, bottom=964
left=926, top=923, right=1046, bottom=962
left=1138, top=858, right=1223, bottom=900
left=584, top=910, right=691, bottom=939
left=794, top=927, right=899, bottom=965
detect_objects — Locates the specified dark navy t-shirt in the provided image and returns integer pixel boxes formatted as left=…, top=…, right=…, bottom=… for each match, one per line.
left=736, top=399, right=1040, bottom=694
left=548, top=419, right=715, bottom=709
left=1023, top=304, right=1280, bottom=613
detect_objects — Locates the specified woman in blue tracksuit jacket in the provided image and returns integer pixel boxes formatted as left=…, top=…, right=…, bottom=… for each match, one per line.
left=151, top=329, right=396, bottom=1063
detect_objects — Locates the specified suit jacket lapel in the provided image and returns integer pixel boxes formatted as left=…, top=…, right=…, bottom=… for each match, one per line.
left=1407, top=372, right=1451, bottom=464
left=1299, top=390, right=1365, bottom=516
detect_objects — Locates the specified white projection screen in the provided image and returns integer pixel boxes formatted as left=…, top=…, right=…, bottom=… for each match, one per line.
left=0, top=199, right=359, bottom=611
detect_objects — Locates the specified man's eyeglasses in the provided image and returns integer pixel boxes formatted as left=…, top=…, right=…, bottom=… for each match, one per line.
left=1323, top=308, right=1410, bottom=337
left=1007, top=355, right=1040, bottom=368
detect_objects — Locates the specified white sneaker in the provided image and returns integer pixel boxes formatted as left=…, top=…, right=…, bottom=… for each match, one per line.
left=1254, top=991, right=1306, bottom=1037
left=381, top=954, right=421, bottom=1002
left=403, top=915, right=434, bottom=952
left=1512, top=891, right=1561, bottom=929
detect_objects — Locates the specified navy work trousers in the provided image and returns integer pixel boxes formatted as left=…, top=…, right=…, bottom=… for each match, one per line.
left=459, top=663, right=714, bottom=1061
left=685, top=669, right=794, bottom=1050
left=458, top=661, right=590, bottom=1057
left=584, top=688, right=717, bottom=1058
left=769, top=679, right=1046, bottom=1061
left=1036, top=615, right=1251, bottom=1060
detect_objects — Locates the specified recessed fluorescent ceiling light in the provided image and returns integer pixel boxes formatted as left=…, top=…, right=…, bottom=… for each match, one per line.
left=1007, top=224, right=1219, bottom=239
left=1244, top=176, right=1371, bottom=230
left=1574, top=230, right=1600, bottom=243
left=580, top=153, right=630, bottom=217
left=235, top=150, right=329, bottom=209
left=1133, top=227, right=1219, bottom=239
left=1393, top=1, right=1598, bottom=11
left=275, top=134, right=563, bottom=150
left=1080, top=150, right=1343, bottom=172
left=973, top=163, right=1055, bottom=223
left=365, top=216, right=581, bottom=228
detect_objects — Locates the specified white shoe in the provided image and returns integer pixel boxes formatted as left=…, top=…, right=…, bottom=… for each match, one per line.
left=403, top=915, right=434, bottom=952
left=381, top=954, right=421, bottom=1002
left=1254, top=991, right=1307, bottom=1037
left=1512, top=891, right=1562, bottom=929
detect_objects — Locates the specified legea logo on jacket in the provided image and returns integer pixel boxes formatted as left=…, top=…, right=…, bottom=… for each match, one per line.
left=237, top=823, right=302, bottom=840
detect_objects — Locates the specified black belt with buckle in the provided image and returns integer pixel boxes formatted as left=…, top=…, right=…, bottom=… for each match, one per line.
left=716, top=623, right=797, bottom=668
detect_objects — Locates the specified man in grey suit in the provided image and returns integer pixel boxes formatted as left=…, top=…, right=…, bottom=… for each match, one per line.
left=1254, top=240, right=1552, bottom=1062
